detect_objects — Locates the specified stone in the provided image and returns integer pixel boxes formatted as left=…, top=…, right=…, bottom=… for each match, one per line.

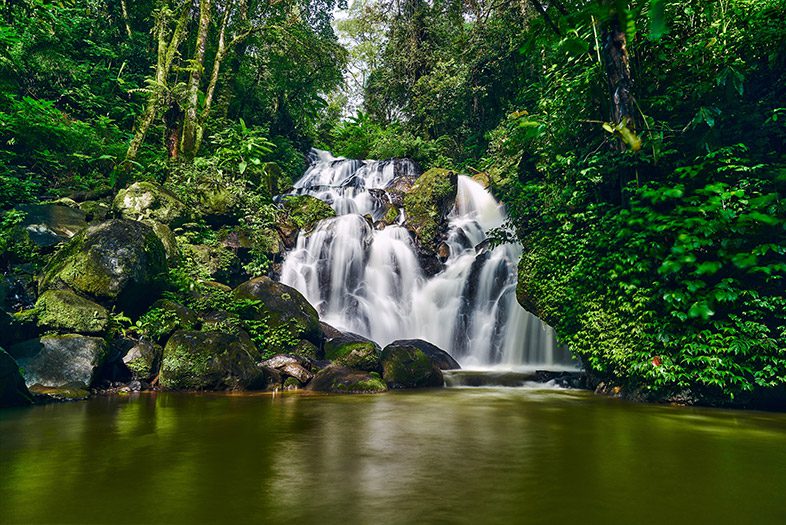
left=0, top=348, right=33, bottom=408
left=0, top=309, right=38, bottom=348
left=324, top=332, right=382, bottom=372
left=389, top=339, right=461, bottom=370
left=381, top=340, right=445, bottom=389
left=403, top=168, right=458, bottom=249
left=233, top=277, right=321, bottom=345
left=280, top=195, right=336, bottom=232
left=180, top=243, right=241, bottom=284
left=122, top=339, right=163, bottom=381
left=8, top=335, right=108, bottom=389
left=38, top=219, right=167, bottom=314
left=308, top=365, right=387, bottom=394
left=35, top=289, right=109, bottom=335
left=159, top=330, right=266, bottom=391
left=113, top=181, right=189, bottom=226
left=259, top=355, right=313, bottom=383
left=78, top=200, right=111, bottom=223
left=145, top=220, right=179, bottom=261
left=15, top=204, right=87, bottom=249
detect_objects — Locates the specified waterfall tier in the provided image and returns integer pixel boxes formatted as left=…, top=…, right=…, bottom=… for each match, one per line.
left=281, top=150, right=573, bottom=369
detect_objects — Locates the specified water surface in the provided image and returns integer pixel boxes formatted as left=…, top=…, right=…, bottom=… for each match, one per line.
left=1, top=388, right=785, bottom=524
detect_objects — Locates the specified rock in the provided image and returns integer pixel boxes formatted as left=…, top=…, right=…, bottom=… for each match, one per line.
left=145, top=220, right=179, bottom=261
left=78, top=200, right=111, bottom=223
left=437, top=242, right=450, bottom=262
left=0, top=309, right=38, bottom=348
left=140, top=299, right=198, bottom=341
left=324, top=332, right=382, bottom=372
left=0, top=348, right=34, bottom=407
left=233, top=277, right=321, bottom=345
left=291, top=339, right=319, bottom=360
left=282, top=376, right=302, bottom=390
left=382, top=205, right=400, bottom=225
left=392, top=339, right=460, bottom=370
left=381, top=340, right=445, bottom=388
left=35, top=289, right=109, bottom=335
left=259, top=355, right=313, bottom=383
left=403, top=168, right=458, bottom=249
left=159, top=330, right=266, bottom=391
left=385, top=174, right=419, bottom=208
left=113, top=181, right=189, bottom=226
left=180, top=243, right=241, bottom=284
left=320, top=321, right=344, bottom=340
left=8, top=335, right=108, bottom=389
left=280, top=195, right=336, bottom=232
left=122, top=339, right=163, bottom=381
left=308, top=365, right=387, bottom=394
left=472, top=171, right=491, bottom=189
left=38, top=219, right=167, bottom=314
left=15, top=203, right=87, bottom=249
left=0, top=265, right=37, bottom=311
left=29, top=383, right=89, bottom=401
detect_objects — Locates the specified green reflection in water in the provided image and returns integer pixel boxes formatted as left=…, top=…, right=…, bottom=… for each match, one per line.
left=1, top=388, right=785, bottom=524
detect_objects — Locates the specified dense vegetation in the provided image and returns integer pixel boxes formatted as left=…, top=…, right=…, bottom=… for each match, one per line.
left=1, top=0, right=784, bottom=406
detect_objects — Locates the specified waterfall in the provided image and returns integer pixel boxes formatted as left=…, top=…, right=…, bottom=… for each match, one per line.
left=280, top=150, right=573, bottom=369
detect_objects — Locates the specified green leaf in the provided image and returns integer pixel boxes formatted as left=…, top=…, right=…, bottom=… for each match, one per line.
left=648, top=0, right=668, bottom=40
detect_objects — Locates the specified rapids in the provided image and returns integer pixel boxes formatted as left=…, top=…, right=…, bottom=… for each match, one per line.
left=281, top=150, right=573, bottom=368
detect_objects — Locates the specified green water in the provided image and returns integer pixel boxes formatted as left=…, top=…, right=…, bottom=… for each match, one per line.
left=1, top=388, right=785, bottom=524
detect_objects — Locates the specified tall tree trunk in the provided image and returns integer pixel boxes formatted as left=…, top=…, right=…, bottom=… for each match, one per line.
left=601, top=16, right=638, bottom=131
left=126, top=4, right=189, bottom=162
left=120, top=0, right=132, bottom=38
left=181, top=0, right=213, bottom=161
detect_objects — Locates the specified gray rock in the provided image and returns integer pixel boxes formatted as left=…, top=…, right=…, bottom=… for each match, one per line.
left=8, top=335, right=108, bottom=389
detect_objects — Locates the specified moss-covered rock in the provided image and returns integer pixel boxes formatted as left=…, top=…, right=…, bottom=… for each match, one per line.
left=381, top=340, right=444, bottom=389
left=0, top=347, right=33, bottom=408
left=280, top=195, right=336, bottom=231
left=159, top=330, right=266, bottom=390
left=308, top=365, right=387, bottom=393
left=78, top=200, right=111, bottom=223
left=324, top=333, right=382, bottom=372
left=113, top=181, right=189, bottom=226
left=291, top=339, right=319, bottom=360
left=122, top=339, right=163, bottom=382
left=390, top=339, right=460, bottom=370
left=402, top=168, right=457, bottom=248
left=233, top=276, right=321, bottom=344
left=35, top=289, right=109, bottom=335
left=38, top=219, right=167, bottom=314
left=145, top=220, right=179, bottom=261
left=8, top=335, right=108, bottom=389
left=138, top=299, right=198, bottom=342
left=180, top=243, right=241, bottom=283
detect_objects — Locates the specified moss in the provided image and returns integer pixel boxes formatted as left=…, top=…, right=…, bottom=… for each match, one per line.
left=35, top=289, right=109, bottom=335
left=383, top=205, right=400, bottom=225
left=283, top=376, right=302, bottom=390
left=381, top=344, right=443, bottom=388
left=113, top=181, right=189, bottom=226
left=281, top=195, right=336, bottom=231
left=403, top=168, right=457, bottom=246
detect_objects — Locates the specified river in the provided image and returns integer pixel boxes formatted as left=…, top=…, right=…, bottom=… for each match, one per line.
left=2, top=387, right=785, bottom=524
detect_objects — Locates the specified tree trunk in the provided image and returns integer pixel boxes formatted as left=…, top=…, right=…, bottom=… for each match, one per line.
left=601, top=17, right=638, bottom=131
left=181, top=0, right=213, bottom=161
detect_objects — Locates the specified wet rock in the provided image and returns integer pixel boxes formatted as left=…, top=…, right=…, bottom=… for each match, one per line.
left=280, top=194, right=335, bottom=232
left=113, top=181, right=189, bottom=226
left=390, top=339, right=460, bottom=370
left=292, top=339, right=319, bottom=360
left=320, top=321, right=344, bottom=340
left=381, top=341, right=445, bottom=389
left=35, top=289, right=109, bottom=335
left=78, top=200, right=111, bottom=223
left=1, top=265, right=38, bottom=311
left=259, top=354, right=313, bottom=383
left=38, top=219, right=167, bottom=314
left=0, top=348, right=34, bottom=408
left=122, top=339, right=163, bottom=382
left=15, top=203, right=87, bottom=249
left=324, top=332, right=382, bottom=372
left=8, top=335, right=108, bottom=389
left=437, top=242, right=451, bottom=262
left=403, top=168, right=458, bottom=249
left=385, top=174, right=419, bottom=208
left=308, top=365, right=387, bottom=394
left=160, top=330, right=266, bottom=391
left=233, top=277, right=321, bottom=345
left=145, top=220, right=179, bottom=261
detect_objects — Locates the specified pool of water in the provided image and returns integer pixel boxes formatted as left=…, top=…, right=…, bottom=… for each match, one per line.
left=1, top=387, right=785, bottom=524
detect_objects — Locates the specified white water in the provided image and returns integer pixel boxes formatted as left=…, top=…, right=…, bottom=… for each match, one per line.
left=281, top=150, right=573, bottom=369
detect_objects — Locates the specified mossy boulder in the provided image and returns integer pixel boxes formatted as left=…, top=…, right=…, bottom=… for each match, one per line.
left=122, top=339, right=163, bottom=382
left=160, top=330, right=266, bottom=391
left=78, top=200, right=111, bottom=223
left=15, top=203, right=88, bottom=250
left=324, top=333, right=382, bottom=372
left=0, top=348, right=33, bottom=408
left=233, top=277, right=321, bottom=344
left=402, top=168, right=457, bottom=248
left=308, top=365, right=387, bottom=394
left=280, top=195, right=336, bottom=232
left=146, top=220, right=179, bottom=261
left=381, top=340, right=445, bottom=389
left=38, top=219, right=167, bottom=314
left=8, top=335, right=108, bottom=389
left=35, top=289, right=109, bottom=335
left=291, top=339, right=319, bottom=360
left=113, top=181, right=189, bottom=226
left=180, top=243, right=241, bottom=284
left=390, top=339, right=460, bottom=370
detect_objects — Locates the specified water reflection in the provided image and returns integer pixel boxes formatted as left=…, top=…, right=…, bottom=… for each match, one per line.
left=1, top=389, right=786, bottom=524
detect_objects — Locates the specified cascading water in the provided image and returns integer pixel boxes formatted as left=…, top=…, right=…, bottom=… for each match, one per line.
left=281, top=150, right=573, bottom=369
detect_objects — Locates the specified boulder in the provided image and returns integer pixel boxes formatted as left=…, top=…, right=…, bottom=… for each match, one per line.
left=291, top=339, right=319, bottom=360
left=389, top=339, right=461, bottom=370
left=15, top=203, right=87, bottom=249
left=113, top=181, right=189, bottom=226
left=308, top=365, right=387, bottom=394
left=381, top=340, right=444, bottom=389
left=259, top=354, right=313, bottom=383
left=122, top=339, right=163, bottom=382
left=146, top=221, right=179, bottom=261
left=233, top=277, right=321, bottom=345
left=35, top=289, right=109, bottom=335
left=180, top=243, right=241, bottom=284
left=8, top=335, right=108, bottom=389
left=324, top=332, right=382, bottom=372
left=0, top=309, right=38, bottom=348
left=78, top=200, right=111, bottom=223
left=0, top=348, right=33, bottom=408
left=403, top=168, right=458, bottom=248
left=38, top=219, right=167, bottom=314
left=159, top=330, right=266, bottom=391
left=280, top=195, right=336, bottom=232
